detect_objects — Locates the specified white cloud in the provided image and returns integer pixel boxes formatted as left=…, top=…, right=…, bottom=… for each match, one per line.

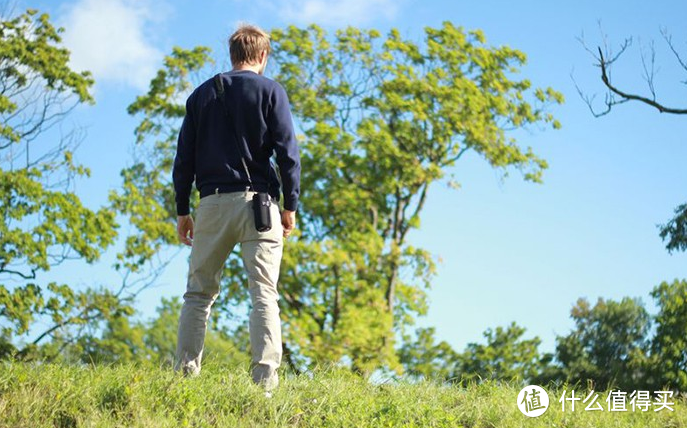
left=58, top=0, right=165, bottom=91
left=276, top=0, right=400, bottom=26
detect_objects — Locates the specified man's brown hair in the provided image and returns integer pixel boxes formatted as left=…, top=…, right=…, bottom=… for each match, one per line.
left=229, top=24, right=271, bottom=66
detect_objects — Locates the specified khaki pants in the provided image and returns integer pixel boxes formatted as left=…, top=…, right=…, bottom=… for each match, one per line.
left=174, top=189, right=284, bottom=391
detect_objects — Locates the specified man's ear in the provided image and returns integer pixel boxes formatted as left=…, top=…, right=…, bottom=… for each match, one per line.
left=258, top=50, right=268, bottom=74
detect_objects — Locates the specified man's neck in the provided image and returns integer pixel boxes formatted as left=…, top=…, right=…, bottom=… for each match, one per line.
left=232, top=63, right=261, bottom=74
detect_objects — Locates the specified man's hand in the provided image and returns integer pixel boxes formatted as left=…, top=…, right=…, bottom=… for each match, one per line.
left=281, top=210, right=296, bottom=238
left=177, top=215, right=194, bottom=246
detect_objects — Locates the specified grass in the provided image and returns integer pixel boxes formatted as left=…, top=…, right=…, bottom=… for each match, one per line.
left=0, top=360, right=685, bottom=427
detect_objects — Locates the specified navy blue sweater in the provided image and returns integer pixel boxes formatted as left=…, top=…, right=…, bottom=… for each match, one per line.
left=172, top=70, right=301, bottom=216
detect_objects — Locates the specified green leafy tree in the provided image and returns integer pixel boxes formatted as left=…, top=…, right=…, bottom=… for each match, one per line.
left=76, top=308, right=147, bottom=364
left=456, top=322, right=551, bottom=384
left=258, top=23, right=562, bottom=375
left=649, top=279, right=687, bottom=390
left=0, top=8, right=120, bottom=359
left=551, top=297, right=650, bottom=390
left=399, top=323, right=551, bottom=384
left=398, top=327, right=460, bottom=381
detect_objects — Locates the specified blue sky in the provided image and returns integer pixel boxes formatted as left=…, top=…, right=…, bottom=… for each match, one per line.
left=19, top=0, right=687, bottom=354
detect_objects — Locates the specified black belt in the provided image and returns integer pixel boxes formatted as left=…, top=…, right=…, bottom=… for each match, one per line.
left=199, top=183, right=278, bottom=200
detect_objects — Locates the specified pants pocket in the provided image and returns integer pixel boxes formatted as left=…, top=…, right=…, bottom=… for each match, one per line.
left=194, top=203, right=219, bottom=235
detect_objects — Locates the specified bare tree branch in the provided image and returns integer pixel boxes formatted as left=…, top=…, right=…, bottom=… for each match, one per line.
left=0, top=265, right=37, bottom=279
left=575, top=25, right=687, bottom=116
left=660, top=27, right=687, bottom=74
left=598, top=47, right=687, bottom=114
left=639, top=39, right=658, bottom=100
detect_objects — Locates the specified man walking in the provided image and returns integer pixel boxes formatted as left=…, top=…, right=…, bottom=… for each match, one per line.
left=172, top=24, right=300, bottom=394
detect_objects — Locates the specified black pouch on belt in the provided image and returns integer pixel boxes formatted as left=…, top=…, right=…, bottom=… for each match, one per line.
left=252, top=192, right=272, bottom=232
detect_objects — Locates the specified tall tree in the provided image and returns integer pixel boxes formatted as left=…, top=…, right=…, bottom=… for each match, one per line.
left=398, top=327, right=460, bottom=381
left=457, top=322, right=551, bottom=384
left=552, top=297, right=651, bottom=390
left=0, top=8, right=121, bottom=360
left=257, top=23, right=563, bottom=375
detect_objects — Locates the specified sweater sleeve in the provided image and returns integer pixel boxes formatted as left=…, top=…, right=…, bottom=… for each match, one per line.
left=172, top=96, right=196, bottom=216
left=268, top=84, right=301, bottom=212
